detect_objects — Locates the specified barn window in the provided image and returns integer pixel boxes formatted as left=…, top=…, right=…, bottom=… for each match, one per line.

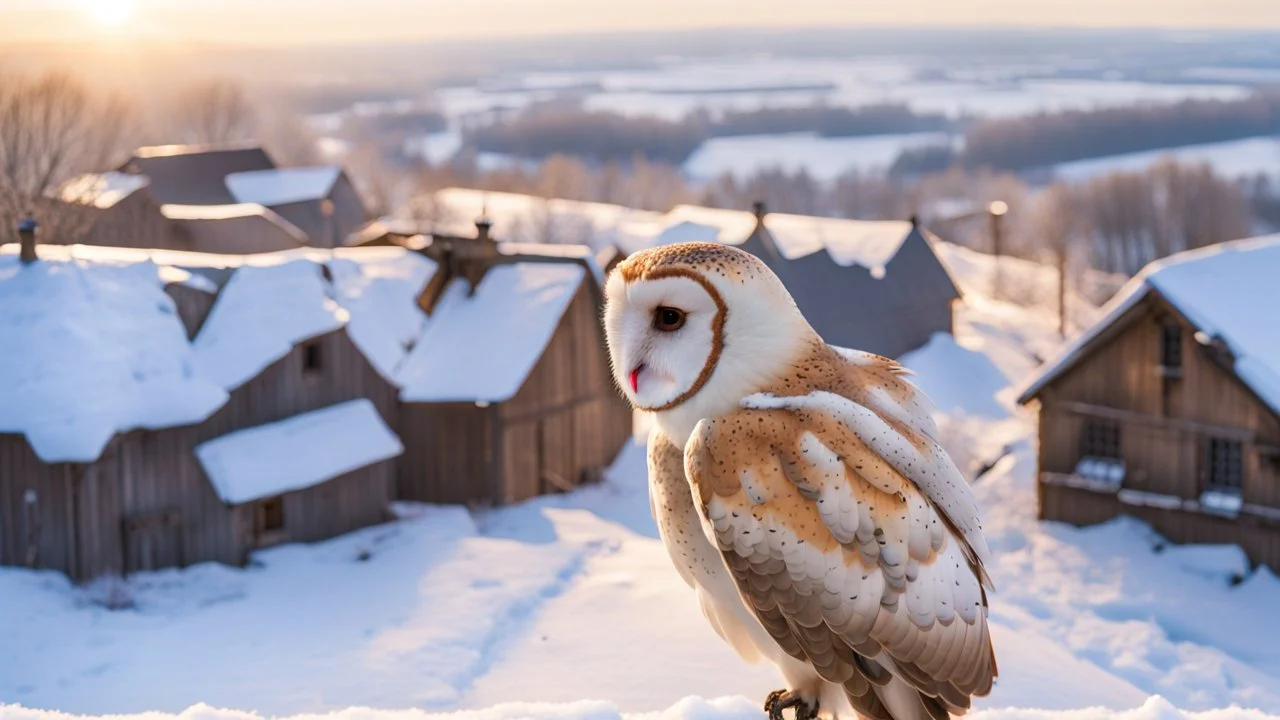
left=302, top=341, right=323, bottom=375
left=258, top=496, right=285, bottom=532
left=1081, top=419, right=1121, bottom=459
left=1205, top=438, right=1243, bottom=491
left=1160, top=322, right=1182, bottom=373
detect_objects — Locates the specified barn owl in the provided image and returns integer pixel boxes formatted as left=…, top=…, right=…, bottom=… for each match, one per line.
left=603, top=242, right=996, bottom=720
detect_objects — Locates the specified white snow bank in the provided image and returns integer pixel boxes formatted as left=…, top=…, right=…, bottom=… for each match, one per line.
left=193, top=258, right=347, bottom=390
left=195, top=399, right=402, bottom=505
left=59, top=172, right=150, bottom=209
left=225, top=166, right=343, bottom=207
left=432, top=187, right=664, bottom=251
left=397, top=263, right=585, bottom=403
left=1019, top=235, right=1280, bottom=414
left=4, top=695, right=1277, bottom=720
left=0, top=251, right=227, bottom=462
left=901, top=332, right=1012, bottom=418
left=327, top=247, right=437, bottom=380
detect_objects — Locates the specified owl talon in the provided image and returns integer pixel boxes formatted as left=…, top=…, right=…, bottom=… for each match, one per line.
left=764, top=689, right=818, bottom=720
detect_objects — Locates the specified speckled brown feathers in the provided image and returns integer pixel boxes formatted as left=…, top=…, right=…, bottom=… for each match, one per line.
left=683, top=343, right=996, bottom=718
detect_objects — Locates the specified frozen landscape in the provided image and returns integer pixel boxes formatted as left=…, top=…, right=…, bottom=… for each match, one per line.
left=3, top=243, right=1279, bottom=720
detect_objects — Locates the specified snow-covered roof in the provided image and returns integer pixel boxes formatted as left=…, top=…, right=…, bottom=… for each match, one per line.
left=1019, top=235, right=1280, bottom=416
left=328, top=247, right=438, bottom=380
left=0, top=248, right=228, bottom=462
left=193, top=258, right=348, bottom=391
left=59, top=172, right=151, bottom=209
left=195, top=398, right=403, bottom=505
left=657, top=205, right=914, bottom=272
left=432, top=188, right=664, bottom=251
left=225, top=166, right=343, bottom=207
left=397, top=263, right=586, bottom=403
left=430, top=188, right=915, bottom=273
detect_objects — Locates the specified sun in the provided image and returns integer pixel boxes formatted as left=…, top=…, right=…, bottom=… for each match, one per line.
left=85, top=0, right=137, bottom=28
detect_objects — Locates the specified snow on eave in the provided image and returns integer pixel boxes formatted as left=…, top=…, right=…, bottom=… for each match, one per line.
left=132, top=141, right=266, bottom=159
left=195, top=398, right=403, bottom=505
left=225, top=166, right=344, bottom=207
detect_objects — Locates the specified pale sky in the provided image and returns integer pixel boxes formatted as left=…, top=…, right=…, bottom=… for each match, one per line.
left=4, top=0, right=1280, bottom=46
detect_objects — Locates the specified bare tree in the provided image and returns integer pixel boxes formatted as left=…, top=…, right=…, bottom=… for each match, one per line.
left=170, top=78, right=256, bottom=145
left=0, top=70, right=136, bottom=245
left=1030, top=183, right=1080, bottom=337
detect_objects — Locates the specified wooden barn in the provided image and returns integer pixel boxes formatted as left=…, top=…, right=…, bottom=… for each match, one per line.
left=432, top=188, right=959, bottom=359
left=1018, top=236, right=1280, bottom=571
left=0, top=242, right=412, bottom=581
left=394, top=221, right=633, bottom=506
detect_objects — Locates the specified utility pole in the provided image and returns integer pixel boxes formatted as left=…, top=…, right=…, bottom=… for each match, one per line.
left=988, top=200, right=1008, bottom=298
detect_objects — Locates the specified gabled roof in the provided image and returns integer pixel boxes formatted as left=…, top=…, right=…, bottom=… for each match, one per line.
left=432, top=188, right=664, bottom=251
left=396, top=262, right=586, bottom=403
left=161, top=203, right=310, bottom=253
left=192, top=258, right=349, bottom=391
left=1018, top=235, right=1280, bottom=417
left=225, top=166, right=344, bottom=207
left=196, top=399, right=402, bottom=505
left=119, top=144, right=276, bottom=205
left=0, top=246, right=228, bottom=462
left=59, top=172, right=151, bottom=209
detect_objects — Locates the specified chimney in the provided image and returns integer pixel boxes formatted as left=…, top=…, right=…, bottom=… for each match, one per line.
left=475, top=217, right=494, bottom=245
left=17, top=215, right=38, bottom=265
left=752, top=201, right=767, bottom=224
left=909, top=213, right=920, bottom=229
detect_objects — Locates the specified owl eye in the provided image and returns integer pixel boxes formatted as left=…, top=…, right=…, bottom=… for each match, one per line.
left=653, top=306, right=687, bottom=332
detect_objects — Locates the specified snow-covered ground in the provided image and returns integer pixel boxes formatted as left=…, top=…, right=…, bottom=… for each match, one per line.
left=682, top=132, right=953, bottom=182
left=1052, top=136, right=1280, bottom=183
left=3, top=245, right=1280, bottom=720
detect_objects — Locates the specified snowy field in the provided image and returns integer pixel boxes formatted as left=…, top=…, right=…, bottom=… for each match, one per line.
left=1052, top=136, right=1280, bottom=183
left=682, top=132, right=953, bottom=182
left=3, top=245, right=1280, bottom=720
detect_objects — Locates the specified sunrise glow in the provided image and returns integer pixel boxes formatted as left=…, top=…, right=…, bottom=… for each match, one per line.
left=85, top=0, right=135, bottom=28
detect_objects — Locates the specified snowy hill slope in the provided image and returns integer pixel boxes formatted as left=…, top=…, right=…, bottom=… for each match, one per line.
left=2, top=244, right=1279, bottom=719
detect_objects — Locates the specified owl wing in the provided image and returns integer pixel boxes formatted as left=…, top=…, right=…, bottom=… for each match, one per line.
left=683, top=376, right=995, bottom=714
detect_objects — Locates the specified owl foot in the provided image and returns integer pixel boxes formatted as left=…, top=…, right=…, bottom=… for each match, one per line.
left=764, top=689, right=819, bottom=720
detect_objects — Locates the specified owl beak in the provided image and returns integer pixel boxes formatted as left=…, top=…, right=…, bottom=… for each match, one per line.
left=629, top=364, right=645, bottom=394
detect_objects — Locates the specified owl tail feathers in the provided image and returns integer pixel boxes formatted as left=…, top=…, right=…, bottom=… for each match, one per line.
left=867, top=676, right=953, bottom=720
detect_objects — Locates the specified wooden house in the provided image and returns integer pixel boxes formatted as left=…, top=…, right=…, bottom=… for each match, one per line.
left=432, top=188, right=959, bottom=359
left=0, top=244, right=409, bottom=580
left=64, top=144, right=369, bottom=252
left=1018, top=236, right=1280, bottom=571
left=394, top=222, right=633, bottom=506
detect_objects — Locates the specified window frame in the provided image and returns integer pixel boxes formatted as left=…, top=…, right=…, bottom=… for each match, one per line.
left=1204, top=437, right=1244, bottom=493
left=1081, top=418, right=1122, bottom=460
left=1159, top=320, right=1183, bottom=375
left=302, top=340, right=323, bottom=376
left=257, top=496, right=286, bottom=533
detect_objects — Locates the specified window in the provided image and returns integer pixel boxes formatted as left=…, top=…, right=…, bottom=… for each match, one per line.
left=1205, top=438, right=1243, bottom=491
left=302, top=341, right=323, bottom=375
left=1160, top=322, right=1182, bottom=372
left=258, top=496, right=285, bottom=532
left=1081, top=419, right=1121, bottom=459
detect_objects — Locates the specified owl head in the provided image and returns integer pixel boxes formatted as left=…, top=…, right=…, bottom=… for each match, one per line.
left=603, top=242, right=815, bottom=430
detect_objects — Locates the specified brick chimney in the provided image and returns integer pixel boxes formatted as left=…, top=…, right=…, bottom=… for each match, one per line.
left=18, top=215, right=38, bottom=265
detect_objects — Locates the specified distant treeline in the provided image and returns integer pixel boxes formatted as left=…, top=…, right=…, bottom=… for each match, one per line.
left=465, top=104, right=951, bottom=164
left=712, top=104, right=948, bottom=137
left=960, top=93, right=1280, bottom=171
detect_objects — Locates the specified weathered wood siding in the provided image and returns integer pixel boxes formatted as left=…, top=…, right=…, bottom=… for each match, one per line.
left=398, top=403, right=497, bottom=505
left=78, top=192, right=192, bottom=251
left=164, top=283, right=219, bottom=339
left=1035, top=296, right=1280, bottom=569
left=0, top=437, right=75, bottom=575
left=235, top=460, right=395, bottom=548
left=498, top=280, right=632, bottom=503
